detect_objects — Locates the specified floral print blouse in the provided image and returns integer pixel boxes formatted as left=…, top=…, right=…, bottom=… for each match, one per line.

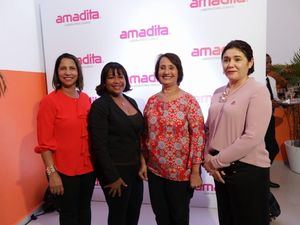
left=143, top=92, right=205, bottom=181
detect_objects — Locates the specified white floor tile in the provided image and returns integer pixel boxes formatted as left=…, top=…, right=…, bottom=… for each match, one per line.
left=26, top=161, right=300, bottom=225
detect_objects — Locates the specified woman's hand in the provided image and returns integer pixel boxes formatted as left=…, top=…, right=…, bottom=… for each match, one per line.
left=139, top=154, right=148, bottom=181
left=203, top=159, right=225, bottom=184
left=138, top=163, right=148, bottom=181
left=49, top=172, right=64, bottom=195
left=190, top=172, right=202, bottom=189
left=104, top=178, right=127, bottom=197
left=41, top=151, right=64, bottom=194
left=190, top=164, right=202, bottom=189
left=139, top=155, right=148, bottom=181
left=210, top=170, right=225, bottom=183
left=203, top=158, right=216, bottom=174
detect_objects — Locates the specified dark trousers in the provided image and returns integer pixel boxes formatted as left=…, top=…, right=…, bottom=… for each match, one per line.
left=215, top=161, right=270, bottom=225
left=101, top=165, right=143, bottom=225
left=56, top=172, right=95, bottom=225
left=148, top=171, right=194, bottom=225
left=265, top=114, right=280, bottom=163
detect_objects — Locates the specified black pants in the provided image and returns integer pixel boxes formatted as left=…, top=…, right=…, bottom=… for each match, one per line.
left=56, top=172, right=95, bottom=225
left=265, top=114, right=280, bottom=163
left=148, top=171, right=194, bottom=225
left=215, top=161, right=270, bottom=225
left=101, top=165, right=143, bottom=225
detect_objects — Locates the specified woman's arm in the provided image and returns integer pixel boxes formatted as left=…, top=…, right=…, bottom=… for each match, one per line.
left=88, top=99, right=120, bottom=183
left=35, top=96, right=63, bottom=195
left=210, top=86, right=272, bottom=168
left=138, top=154, right=148, bottom=181
left=187, top=96, right=206, bottom=187
left=41, top=150, right=64, bottom=195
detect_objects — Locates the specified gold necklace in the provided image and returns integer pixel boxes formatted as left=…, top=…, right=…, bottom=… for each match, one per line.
left=113, top=96, right=130, bottom=113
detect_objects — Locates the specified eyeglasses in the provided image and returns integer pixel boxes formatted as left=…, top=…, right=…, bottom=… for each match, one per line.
left=219, top=88, right=229, bottom=103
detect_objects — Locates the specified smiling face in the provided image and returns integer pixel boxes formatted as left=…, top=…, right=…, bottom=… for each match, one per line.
left=105, top=68, right=126, bottom=96
left=222, top=48, right=254, bottom=84
left=157, top=57, right=179, bottom=88
left=58, top=58, right=79, bottom=89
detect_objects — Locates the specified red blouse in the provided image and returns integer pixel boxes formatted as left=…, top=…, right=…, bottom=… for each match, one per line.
left=143, top=92, right=205, bottom=181
left=35, top=90, right=93, bottom=176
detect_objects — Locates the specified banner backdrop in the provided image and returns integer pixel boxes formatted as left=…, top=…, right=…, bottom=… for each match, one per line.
left=40, top=0, right=267, bottom=208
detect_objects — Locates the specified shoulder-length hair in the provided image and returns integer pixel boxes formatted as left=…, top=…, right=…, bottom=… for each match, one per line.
left=95, top=62, right=131, bottom=96
left=52, top=53, right=84, bottom=91
left=154, top=53, right=184, bottom=85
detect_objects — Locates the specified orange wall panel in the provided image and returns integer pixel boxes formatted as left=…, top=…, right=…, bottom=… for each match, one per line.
left=274, top=107, right=292, bottom=161
left=0, top=70, right=48, bottom=225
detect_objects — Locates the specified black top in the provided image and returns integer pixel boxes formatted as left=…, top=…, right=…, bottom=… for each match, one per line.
left=128, top=113, right=144, bottom=136
left=88, top=93, right=144, bottom=184
left=266, top=77, right=274, bottom=100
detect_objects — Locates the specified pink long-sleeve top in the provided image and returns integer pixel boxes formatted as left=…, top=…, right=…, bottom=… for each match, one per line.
left=205, top=78, right=272, bottom=168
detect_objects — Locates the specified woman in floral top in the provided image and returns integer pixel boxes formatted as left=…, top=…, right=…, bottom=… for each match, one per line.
left=139, top=53, right=205, bottom=225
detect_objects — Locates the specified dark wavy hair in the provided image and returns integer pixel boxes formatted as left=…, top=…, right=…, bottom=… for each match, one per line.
left=154, top=53, right=184, bottom=85
left=95, top=62, right=131, bottom=96
left=52, top=53, right=84, bottom=91
left=221, top=40, right=254, bottom=75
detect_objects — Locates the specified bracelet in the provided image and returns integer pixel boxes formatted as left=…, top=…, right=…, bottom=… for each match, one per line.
left=45, top=165, right=56, bottom=176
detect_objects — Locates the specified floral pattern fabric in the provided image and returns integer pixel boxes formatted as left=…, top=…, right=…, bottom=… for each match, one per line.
left=143, top=92, right=205, bottom=181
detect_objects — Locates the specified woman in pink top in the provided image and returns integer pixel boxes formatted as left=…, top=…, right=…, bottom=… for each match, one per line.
left=204, top=40, right=272, bottom=225
left=35, top=53, right=94, bottom=225
left=140, top=53, right=205, bottom=225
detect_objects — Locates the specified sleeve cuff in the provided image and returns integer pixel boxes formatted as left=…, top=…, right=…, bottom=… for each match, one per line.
left=210, top=154, right=230, bottom=169
left=34, top=146, right=56, bottom=153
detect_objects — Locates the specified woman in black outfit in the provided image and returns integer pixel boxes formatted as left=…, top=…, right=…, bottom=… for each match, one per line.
left=88, top=62, right=144, bottom=225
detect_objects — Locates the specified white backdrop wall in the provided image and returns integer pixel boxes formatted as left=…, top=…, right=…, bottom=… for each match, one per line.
left=0, top=0, right=44, bottom=71
left=267, top=0, right=300, bottom=64
left=39, top=0, right=267, bottom=208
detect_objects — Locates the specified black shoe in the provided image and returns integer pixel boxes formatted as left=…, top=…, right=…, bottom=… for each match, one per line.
left=270, top=181, right=280, bottom=188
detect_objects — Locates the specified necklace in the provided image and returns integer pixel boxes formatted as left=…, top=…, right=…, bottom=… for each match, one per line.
left=113, top=96, right=130, bottom=114
left=219, top=87, right=229, bottom=103
left=120, top=101, right=129, bottom=112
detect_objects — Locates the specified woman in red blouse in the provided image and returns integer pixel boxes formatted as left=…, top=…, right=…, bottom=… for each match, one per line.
left=140, top=53, right=206, bottom=225
left=35, top=53, right=95, bottom=225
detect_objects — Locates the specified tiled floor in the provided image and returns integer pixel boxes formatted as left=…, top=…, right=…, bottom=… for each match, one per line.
left=26, top=161, right=300, bottom=225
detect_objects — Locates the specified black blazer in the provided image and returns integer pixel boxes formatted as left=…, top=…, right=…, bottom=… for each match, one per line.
left=88, top=93, right=143, bottom=184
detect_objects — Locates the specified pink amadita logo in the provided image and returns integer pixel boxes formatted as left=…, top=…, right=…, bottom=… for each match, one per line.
left=129, top=74, right=158, bottom=85
left=56, top=9, right=100, bottom=24
left=191, top=46, right=224, bottom=57
left=195, top=182, right=216, bottom=191
left=77, top=54, right=102, bottom=65
left=120, top=25, right=169, bottom=40
left=190, top=0, right=247, bottom=8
